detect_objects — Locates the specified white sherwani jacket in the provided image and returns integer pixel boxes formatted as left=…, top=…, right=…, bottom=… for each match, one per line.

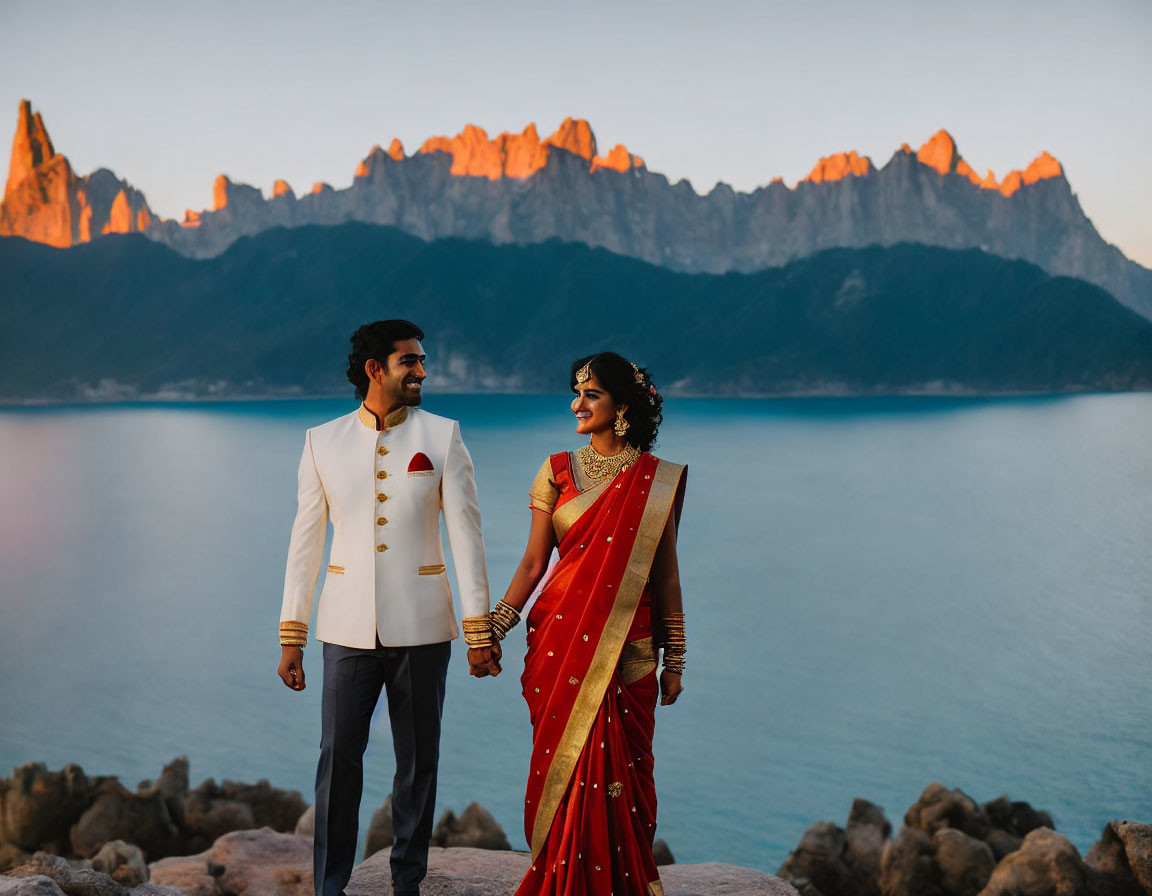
left=280, top=404, right=490, bottom=648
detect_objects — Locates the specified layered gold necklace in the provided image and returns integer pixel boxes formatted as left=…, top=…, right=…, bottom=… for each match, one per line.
left=576, top=442, right=641, bottom=484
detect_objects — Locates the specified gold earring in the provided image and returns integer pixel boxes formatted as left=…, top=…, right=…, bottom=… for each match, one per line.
left=614, top=408, right=629, bottom=437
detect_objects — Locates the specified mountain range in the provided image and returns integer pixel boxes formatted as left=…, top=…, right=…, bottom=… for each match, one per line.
left=3, top=100, right=1150, bottom=322
left=2, top=225, right=1150, bottom=402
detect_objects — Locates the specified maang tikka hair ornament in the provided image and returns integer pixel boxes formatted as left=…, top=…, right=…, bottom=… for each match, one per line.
left=576, top=358, right=594, bottom=384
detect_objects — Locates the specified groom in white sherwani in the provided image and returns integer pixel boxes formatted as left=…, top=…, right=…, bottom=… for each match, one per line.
left=276, top=319, right=500, bottom=896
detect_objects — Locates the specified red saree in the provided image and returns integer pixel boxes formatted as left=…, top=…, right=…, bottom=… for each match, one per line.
left=516, top=451, right=687, bottom=896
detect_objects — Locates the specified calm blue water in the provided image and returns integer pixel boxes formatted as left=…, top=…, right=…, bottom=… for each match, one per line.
left=1, top=394, right=1150, bottom=872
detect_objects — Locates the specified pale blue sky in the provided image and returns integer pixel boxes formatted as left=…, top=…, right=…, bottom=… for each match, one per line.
left=2, top=0, right=1150, bottom=265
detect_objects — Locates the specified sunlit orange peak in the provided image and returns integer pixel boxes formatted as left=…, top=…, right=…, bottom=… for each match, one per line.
left=591, top=144, right=640, bottom=174
left=272, top=179, right=293, bottom=198
left=917, top=130, right=960, bottom=175
left=998, top=151, right=1062, bottom=196
left=311, top=182, right=331, bottom=194
left=802, top=150, right=873, bottom=185
left=387, top=138, right=405, bottom=161
left=212, top=175, right=232, bottom=211
left=546, top=118, right=597, bottom=160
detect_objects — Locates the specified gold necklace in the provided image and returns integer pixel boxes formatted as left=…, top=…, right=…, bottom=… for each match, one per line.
left=576, top=442, right=640, bottom=483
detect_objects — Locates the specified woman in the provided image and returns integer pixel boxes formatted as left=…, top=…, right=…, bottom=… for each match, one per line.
left=489, top=352, right=688, bottom=896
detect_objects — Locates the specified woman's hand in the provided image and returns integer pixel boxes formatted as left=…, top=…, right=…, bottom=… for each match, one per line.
left=659, top=669, right=683, bottom=705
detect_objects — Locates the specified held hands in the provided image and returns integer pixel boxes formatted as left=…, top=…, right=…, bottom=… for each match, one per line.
left=660, top=669, right=683, bottom=706
left=468, top=643, right=503, bottom=678
left=277, top=646, right=306, bottom=691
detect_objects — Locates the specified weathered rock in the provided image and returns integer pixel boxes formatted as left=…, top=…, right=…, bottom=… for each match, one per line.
left=0, top=876, right=67, bottom=896
left=146, top=854, right=215, bottom=896
left=1086, top=821, right=1151, bottom=896
left=89, top=842, right=148, bottom=888
left=982, top=796, right=1054, bottom=838
left=183, top=780, right=304, bottom=844
left=362, top=797, right=392, bottom=860
left=984, top=829, right=1023, bottom=860
left=931, top=828, right=994, bottom=896
left=846, top=799, right=891, bottom=893
left=292, top=807, right=313, bottom=838
left=0, top=844, right=32, bottom=874
left=1, top=764, right=91, bottom=851
left=151, top=761, right=189, bottom=831
left=979, top=827, right=1106, bottom=896
left=878, top=826, right=945, bottom=896
left=346, top=846, right=797, bottom=895
left=429, top=803, right=510, bottom=851
left=778, top=821, right=861, bottom=896
left=4, top=853, right=137, bottom=896
left=71, top=783, right=179, bottom=860
left=905, top=784, right=991, bottom=840
left=202, top=829, right=309, bottom=896
left=653, top=838, right=675, bottom=865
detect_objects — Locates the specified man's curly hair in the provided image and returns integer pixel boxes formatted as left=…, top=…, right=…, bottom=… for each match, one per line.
left=346, top=319, right=424, bottom=400
left=570, top=352, right=664, bottom=453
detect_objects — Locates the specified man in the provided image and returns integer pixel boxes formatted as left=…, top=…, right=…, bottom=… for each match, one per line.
left=276, top=319, right=501, bottom=896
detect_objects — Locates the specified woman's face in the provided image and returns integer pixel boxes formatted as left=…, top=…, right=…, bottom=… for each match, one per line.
left=571, top=374, right=622, bottom=437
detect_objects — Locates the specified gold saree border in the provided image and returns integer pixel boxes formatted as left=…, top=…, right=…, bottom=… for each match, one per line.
left=552, top=476, right=610, bottom=542
left=529, top=458, right=687, bottom=858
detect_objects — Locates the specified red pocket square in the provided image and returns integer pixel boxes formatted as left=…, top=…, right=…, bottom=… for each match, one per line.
left=408, top=452, right=434, bottom=473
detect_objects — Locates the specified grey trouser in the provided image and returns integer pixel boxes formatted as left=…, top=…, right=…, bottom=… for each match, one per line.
left=313, top=640, right=450, bottom=896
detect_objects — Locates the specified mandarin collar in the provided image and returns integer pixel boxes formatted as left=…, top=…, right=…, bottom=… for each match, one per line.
left=357, top=403, right=410, bottom=432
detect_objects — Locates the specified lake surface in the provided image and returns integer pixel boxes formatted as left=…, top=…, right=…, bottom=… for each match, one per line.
left=1, top=394, right=1150, bottom=872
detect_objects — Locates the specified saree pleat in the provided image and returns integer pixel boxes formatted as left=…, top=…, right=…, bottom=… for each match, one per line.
left=516, top=453, right=685, bottom=896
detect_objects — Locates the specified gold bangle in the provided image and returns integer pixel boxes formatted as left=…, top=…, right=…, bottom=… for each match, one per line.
left=489, top=600, right=522, bottom=641
left=660, top=613, right=686, bottom=672
left=461, top=615, right=494, bottom=648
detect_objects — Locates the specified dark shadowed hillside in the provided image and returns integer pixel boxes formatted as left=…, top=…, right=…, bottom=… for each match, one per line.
left=2, top=224, right=1150, bottom=402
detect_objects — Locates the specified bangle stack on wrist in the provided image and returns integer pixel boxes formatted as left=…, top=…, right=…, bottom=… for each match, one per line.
left=489, top=600, right=522, bottom=641
left=461, top=615, right=495, bottom=648
left=661, top=612, right=686, bottom=674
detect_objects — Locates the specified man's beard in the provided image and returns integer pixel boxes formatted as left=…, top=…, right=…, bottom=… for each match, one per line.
left=392, top=379, right=422, bottom=406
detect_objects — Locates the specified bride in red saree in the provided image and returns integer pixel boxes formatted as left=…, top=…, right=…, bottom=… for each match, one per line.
left=487, top=353, right=687, bottom=896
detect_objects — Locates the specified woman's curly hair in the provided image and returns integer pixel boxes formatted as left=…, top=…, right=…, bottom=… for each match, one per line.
left=346, top=319, right=424, bottom=400
left=570, top=352, right=664, bottom=453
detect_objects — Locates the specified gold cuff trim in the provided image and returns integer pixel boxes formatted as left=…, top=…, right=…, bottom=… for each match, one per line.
left=327, top=564, right=345, bottom=574
left=417, top=564, right=446, bottom=575
left=280, top=620, right=308, bottom=647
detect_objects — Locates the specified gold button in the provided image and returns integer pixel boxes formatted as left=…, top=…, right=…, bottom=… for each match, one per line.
left=377, top=517, right=387, bottom=526
left=377, top=493, right=388, bottom=502
left=377, top=544, right=388, bottom=553
left=377, top=446, right=388, bottom=455
left=376, top=471, right=387, bottom=480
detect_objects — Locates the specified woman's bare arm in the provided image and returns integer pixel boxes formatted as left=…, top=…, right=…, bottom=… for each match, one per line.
left=650, top=512, right=685, bottom=705
left=501, top=509, right=557, bottom=611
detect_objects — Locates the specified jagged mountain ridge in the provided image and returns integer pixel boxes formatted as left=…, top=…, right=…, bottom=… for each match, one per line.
left=2, top=225, right=1150, bottom=402
left=2, top=100, right=1150, bottom=321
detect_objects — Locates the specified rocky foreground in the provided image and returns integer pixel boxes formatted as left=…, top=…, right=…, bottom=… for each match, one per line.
left=777, top=784, right=1151, bottom=896
left=0, top=760, right=786, bottom=894
left=2, top=760, right=1149, bottom=895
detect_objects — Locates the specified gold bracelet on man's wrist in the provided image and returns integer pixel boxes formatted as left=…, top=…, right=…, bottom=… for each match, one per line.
left=461, top=615, right=495, bottom=648
left=489, top=600, right=522, bottom=641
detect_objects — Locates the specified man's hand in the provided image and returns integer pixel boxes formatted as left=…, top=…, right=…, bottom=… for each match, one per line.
left=659, top=670, right=683, bottom=706
left=278, top=646, right=306, bottom=690
left=468, top=643, right=502, bottom=678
